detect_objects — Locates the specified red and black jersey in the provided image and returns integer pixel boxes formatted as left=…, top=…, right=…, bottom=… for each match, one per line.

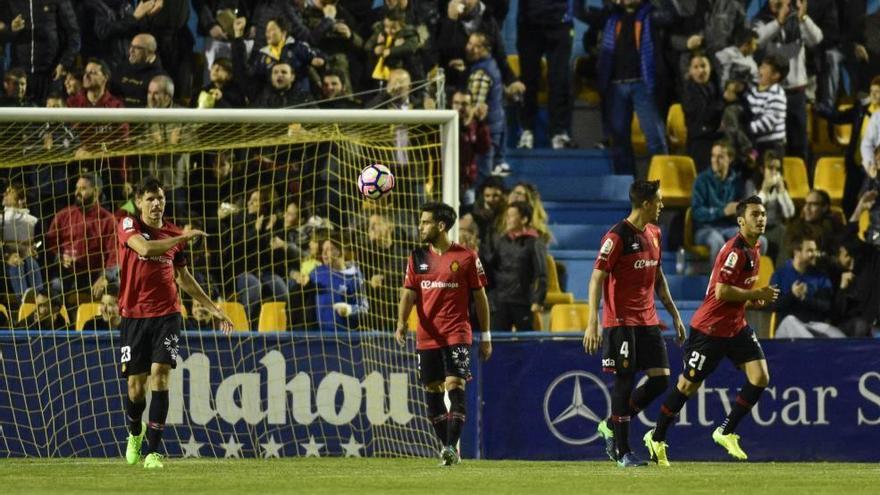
left=690, top=233, right=761, bottom=337
left=117, top=216, right=188, bottom=318
left=593, top=220, right=662, bottom=328
left=403, top=243, right=487, bottom=350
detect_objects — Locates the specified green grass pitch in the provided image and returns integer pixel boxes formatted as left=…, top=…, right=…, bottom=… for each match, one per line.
left=2, top=459, right=878, bottom=494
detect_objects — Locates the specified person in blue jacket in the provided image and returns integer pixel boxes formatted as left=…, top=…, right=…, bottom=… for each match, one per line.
left=307, top=236, right=368, bottom=332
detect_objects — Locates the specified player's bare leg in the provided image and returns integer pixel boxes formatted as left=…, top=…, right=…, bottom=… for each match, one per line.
left=713, top=359, right=769, bottom=460
left=649, top=374, right=702, bottom=466
left=125, top=373, right=148, bottom=465
left=442, top=376, right=466, bottom=466
left=143, top=363, right=171, bottom=469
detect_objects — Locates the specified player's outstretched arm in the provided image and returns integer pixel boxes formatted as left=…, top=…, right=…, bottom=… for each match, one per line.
left=655, top=268, right=686, bottom=343
left=473, top=287, right=491, bottom=361
left=583, top=269, right=607, bottom=354
left=395, top=288, right=416, bottom=346
left=716, top=283, right=780, bottom=304
left=127, top=229, right=206, bottom=257
left=174, top=266, right=234, bottom=334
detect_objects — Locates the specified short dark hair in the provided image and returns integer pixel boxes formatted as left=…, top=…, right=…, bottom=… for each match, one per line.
left=790, top=232, right=818, bottom=252
left=135, top=176, right=164, bottom=197
left=762, top=149, right=781, bottom=166
left=733, top=27, right=758, bottom=47
left=761, top=54, right=789, bottom=82
left=871, top=75, right=880, bottom=88
left=629, top=179, right=660, bottom=207
left=212, top=57, right=233, bottom=74
left=384, top=9, right=406, bottom=24
left=809, top=189, right=831, bottom=208
left=267, top=16, right=289, bottom=34
left=712, top=139, right=735, bottom=158
left=688, top=51, right=709, bottom=65
left=5, top=67, right=26, bottom=80
left=421, top=201, right=457, bottom=232
left=86, top=57, right=112, bottom=80
left=507, top=200, right=533, bottom=224
left=736, top=195, right=764, bottom=218
left=478, top=176, right=507, bottom=195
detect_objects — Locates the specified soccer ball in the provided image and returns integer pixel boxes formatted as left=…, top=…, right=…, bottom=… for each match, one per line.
left=357, top=164, right=395, bottom=200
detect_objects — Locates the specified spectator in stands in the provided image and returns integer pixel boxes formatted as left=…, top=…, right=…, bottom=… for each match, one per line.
left=840, top=0, right=871, bottom=95
left=82, top=285, right=122, bottom=331
left=859, top=93, right=880, bottom=177
left=772, top=233, right=845, bottom=338
left=33, top=92, right=78, bottom=153
left=139, top=0, right=196, bottom=104
left=78, top=0, right=157, bottom=74
left=747, top=150, right=796, bottom=262
left=598, top=0, right=668, bottom=176
left=682, top=53, right=723, bottom=170
left=452, top=89, right=490, bottom=205
left=111, top=33, right=166, bottom=107
left=819, top=75, right=880, bottom=214
left=301, top=0, right=364, bottom=92
left=466, top=31, right=506, bottom=179
left=507, top=181, right=552, bottom=246
left=194, top=0, right=242, bottom=80
left=184, top=298, right=222, bottom=331
left=716, top=27, right=759, bottom=90
left=807, top=0, right=844, bottom=112
left=22, top=292, right=69, bottom=330
left=753, top=0, right=823, bottom=160
left=514, top=0, right=573, bottom=150
left=2, top=0, right=80, bottom=104
left=45, top=174, right=118, bottom=298
left=365, top=67, right=423, bottom=109
left=196, top=57, right=246, bottom=108
left=2, top=182, right=43, bottom=302
left=63, top=69, right=82, bottom=99
left=692, top=140, right=746, bottom=263
left=363, top=0, right=438, bottom=86
left=302, top=237, right=368, bottom=332
left=859, top=147, right=880, bottom=245
left=253, top=62, right=314, bottom=108
left=744, top=54, right=789, bottom=160
left=831, top=216, right=878, bottom=337
left=359, top=212, right=409, bottom=330
left=437, top=0, right=520, bottom=96
left=365, top=10, right=422, bottom=88
left=483, top=200, right=547, bottom=331
left=470, top=176, right=507, bottom=246
left=234, top=16, right=324, bottom=98
left=67, top=58, right=128, bottom=167
left=0, top=68, right=34, bottom=107
left=224, top=186, right=289, bottom=321
left=240, top=0, right=311, bottom=48
left=318, top=68, right=359, bottom=108
left=780, top=189, right=845, bottom=266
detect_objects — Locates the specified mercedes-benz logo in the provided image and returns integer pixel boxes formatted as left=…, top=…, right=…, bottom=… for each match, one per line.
left=543, top=371, right=611, bottom=445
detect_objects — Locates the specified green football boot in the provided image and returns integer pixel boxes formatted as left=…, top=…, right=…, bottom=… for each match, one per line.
left=643, top=429, right=670, bottom=467
left=125, top=422, right=146, bottom=465
left=143, top=452, right=164, bottom=469
left=712, top=427, right=748, bottom=460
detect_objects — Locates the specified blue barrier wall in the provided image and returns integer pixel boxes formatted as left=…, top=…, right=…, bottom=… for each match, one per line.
left=2, top=331, right=878, bottom=461
left=468, top=334, right=880, bottom=462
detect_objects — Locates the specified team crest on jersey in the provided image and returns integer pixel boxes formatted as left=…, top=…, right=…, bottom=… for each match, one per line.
left=723, top=252, right=738, bottom=269
left=600, top=238, right=614, bottom=255
left=122, top=217, right=134, bottom=232
left=631, top=242, right=640, bottom=251
left=450, top=260, right=460, bottom=272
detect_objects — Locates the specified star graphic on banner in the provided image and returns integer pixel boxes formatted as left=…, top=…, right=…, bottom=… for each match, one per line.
left=340, top=434, right=364, bottom=458
left=222, top=435, right=243, bottom=458
left=300, top=435, right=324, bottom=457
left=261, top=435, right=283, bottom=458
left=180, top=434, right=204, bottom=458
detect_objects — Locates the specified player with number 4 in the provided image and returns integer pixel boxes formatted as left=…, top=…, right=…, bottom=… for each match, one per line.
left=645, top=195, right=780, bottom=465
left=583, top=180, right=687, bottom=468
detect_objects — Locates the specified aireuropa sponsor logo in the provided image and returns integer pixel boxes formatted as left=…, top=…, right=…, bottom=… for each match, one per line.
left=420, top=280, right=460, bottom=289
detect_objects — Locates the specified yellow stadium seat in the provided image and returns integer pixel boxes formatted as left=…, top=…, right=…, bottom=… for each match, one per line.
left=217, top=302, right=249, bottom=331
left=769, top=311, right=778, bottom=338
left=544, top=254, right=575, bottom=307
left=0, top=303, right=9, bottom=325
left=813, top=157, right=846, bottom=206
left=859, top=209, right=870, bottom=241
left=258, top=302, right=288, bottom=332
left=632, top=115, right=647, bottom=155
left=545, top=292, right=575, bottom=306
left=549, top=304, right=589, bottom=332
left=75, top=303, right=101, bottom=331
left=684, top=207, right=710, bottom=259
left=834, top=104, right=854, bottom=146
left=783, top=157, right=810, bottom=204
left=666, top=104, right=687, bottom=151
left=647, top=155, right=696, bottom=207
left=757, top=256, right=774, bottom=289
left=407, top=307, right=418, bottom=332
left=18, top=303, right=71, bottom=326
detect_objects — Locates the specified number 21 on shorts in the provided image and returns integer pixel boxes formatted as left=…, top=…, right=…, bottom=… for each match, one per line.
left=688, top=351, right=706, bottom=370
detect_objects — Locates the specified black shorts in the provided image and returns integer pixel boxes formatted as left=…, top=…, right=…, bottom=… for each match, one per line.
left=417, top=344, right=472, bottom=385
left=119, top=313, right=183, bottom=377
left=682, top=326, right=766, bottom=383
left=601, top=326, right=670, bottom=374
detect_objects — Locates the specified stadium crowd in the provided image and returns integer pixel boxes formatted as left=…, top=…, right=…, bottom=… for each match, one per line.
left=0, top=0, right=877, bottom=337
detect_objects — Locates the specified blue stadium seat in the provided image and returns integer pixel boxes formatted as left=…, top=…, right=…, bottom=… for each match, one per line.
left=530, top=176, right=632, bottom=202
